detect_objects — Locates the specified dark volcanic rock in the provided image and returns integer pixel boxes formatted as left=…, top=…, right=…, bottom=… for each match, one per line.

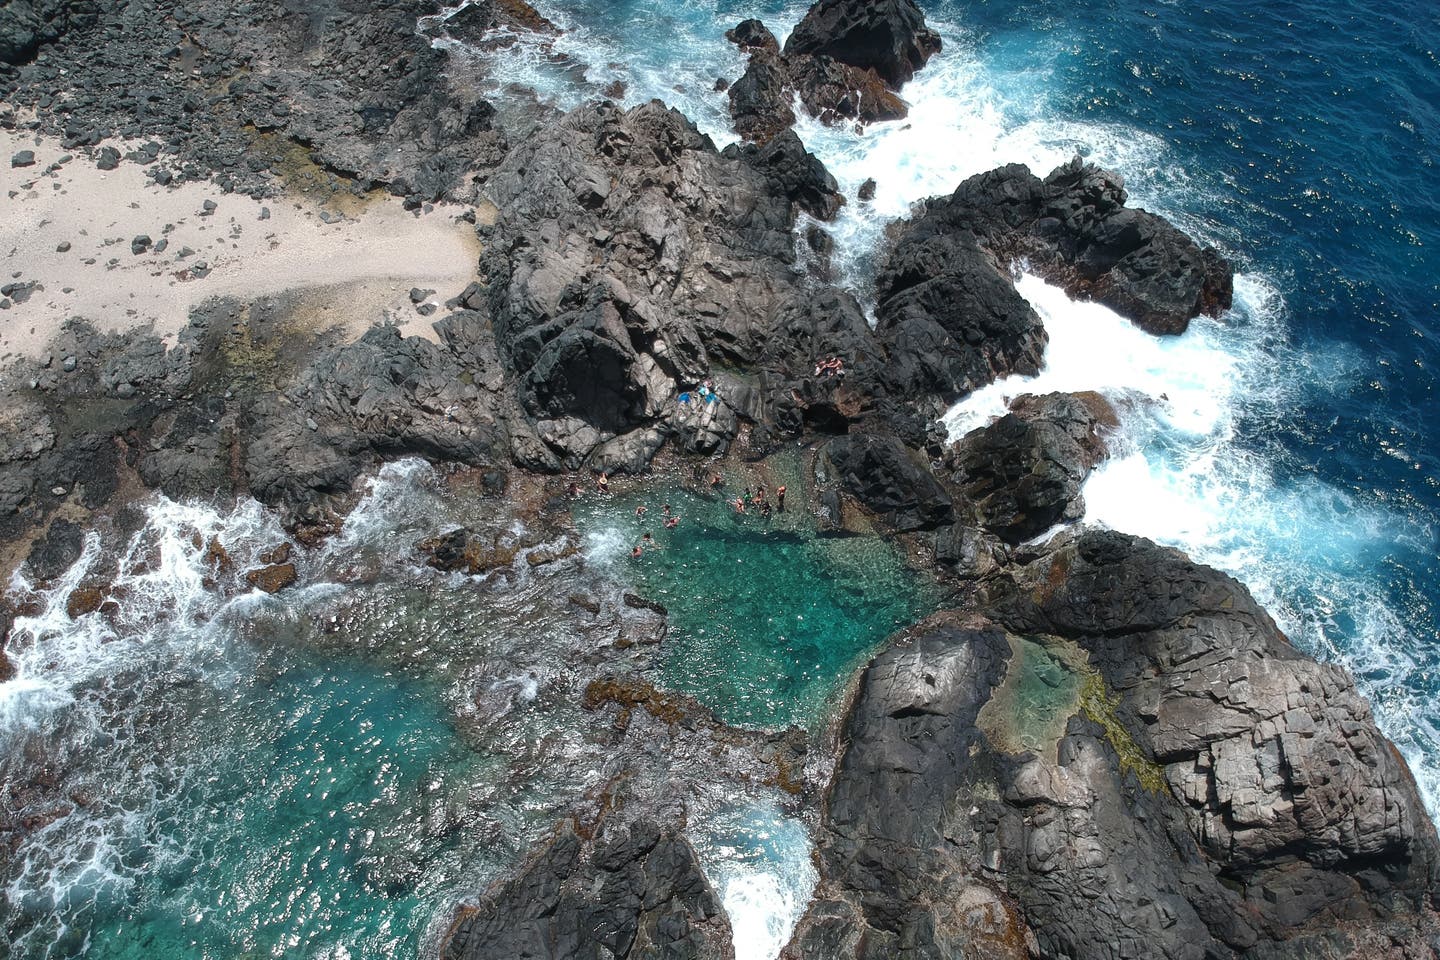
left=10, top=149, right=36, bottom=168
left=948, top=391, right=1115, bottom=543
left=784, top=0, right=942, bottom=89
left=783, top=611, right=1030, bottom=960
left=821, top=433, right=952, bottom=532
left=441, top=0, right=559, bottom=48
left=481, top=99, right=839, bottom=467
left=726, top=0, right=940, bottom=140
left=887, top=160, right=1234, bottom=335
left=442, top=810, right=733, bottom=960
left=2, top=0, right=507, bottom=201
left=0, top=0, right=99, bottom=66
left=875, top=238, right=1047, bottom=408
left=25, top=518, right=85, bottom=581
left=787, top=531, right=1440, bottom=960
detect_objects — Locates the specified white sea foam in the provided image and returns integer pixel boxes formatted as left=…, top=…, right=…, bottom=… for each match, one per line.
left=690, top=802, right=818, bottom=960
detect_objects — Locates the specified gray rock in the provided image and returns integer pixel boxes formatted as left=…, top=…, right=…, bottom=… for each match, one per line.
left=131, top=235, right=152, bottom=255
left=820, top=433, right=952, bottom=532
left=948, top=391, right=1116, bottom=543
left=95, top=145, right=120, bottom=170
left=55, top=241, right=71, bottom=253
left=11, top=149, right=36, bottom=168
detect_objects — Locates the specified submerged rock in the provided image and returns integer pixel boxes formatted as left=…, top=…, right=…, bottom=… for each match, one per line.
left=244, top=562, right=296, bottom=593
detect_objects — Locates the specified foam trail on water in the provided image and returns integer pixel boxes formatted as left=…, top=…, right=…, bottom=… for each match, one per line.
left=690, top=802, right=818, bottom=960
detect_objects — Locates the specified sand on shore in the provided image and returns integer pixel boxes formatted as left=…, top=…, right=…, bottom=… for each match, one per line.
left=0, top=129, right=484, bottom=362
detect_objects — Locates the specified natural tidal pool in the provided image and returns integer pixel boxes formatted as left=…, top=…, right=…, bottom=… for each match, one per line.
left=2, top=459, right=934, bottom=959
left=574, top=464, right=939, bottom=730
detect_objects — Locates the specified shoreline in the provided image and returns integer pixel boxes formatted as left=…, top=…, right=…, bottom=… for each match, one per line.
left=1, top=128, right=482, bottom=364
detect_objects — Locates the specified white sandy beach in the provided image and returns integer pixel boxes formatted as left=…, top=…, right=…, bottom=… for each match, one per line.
left=0, top=128, right=484, bottom=362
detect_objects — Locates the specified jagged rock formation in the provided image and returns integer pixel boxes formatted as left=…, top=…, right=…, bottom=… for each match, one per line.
left=442, top=812, right=734, bottom=960
left=783, top=532, right=1440, bottom=960
left=479, top=99, right=841, bottom=468
left=947, top=391, right=1116, bottom=543
left=727, top=0, right=941, bottom=142
left=891, top=160, right=1234, bottom=335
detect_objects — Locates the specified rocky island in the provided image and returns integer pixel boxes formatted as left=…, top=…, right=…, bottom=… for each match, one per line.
left=1, top=1, right=1435, bottom=958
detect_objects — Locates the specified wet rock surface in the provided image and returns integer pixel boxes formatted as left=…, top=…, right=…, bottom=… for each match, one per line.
left=891, top=160, right=1234, bottom=335
left=947, top=391, right=1116, bottom=543
left=727, top=0, right=940, bottom=142
left=442, top=809, right=733, bottom=960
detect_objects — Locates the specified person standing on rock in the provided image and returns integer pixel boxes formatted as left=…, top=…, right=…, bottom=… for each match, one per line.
left=777, top=485, right=786, bottom=511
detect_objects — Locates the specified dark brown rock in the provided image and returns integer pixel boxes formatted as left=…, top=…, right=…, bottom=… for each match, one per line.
left=244, top=562, right=297, bottom=593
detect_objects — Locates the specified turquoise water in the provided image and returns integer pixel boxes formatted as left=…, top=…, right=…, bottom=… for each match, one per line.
left=71, top=659, right=493, bottom=960
left=2, top=460, right=891, bottom=959
left=575, top=475, right=935, bottom=729
left=0, top=468, right=613, bottom=959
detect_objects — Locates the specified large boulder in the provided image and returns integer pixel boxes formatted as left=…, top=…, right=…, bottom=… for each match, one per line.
left=886, top=160, right=1234, bottom=335
left=820, top=433, right=953, bottom=532
left=784, top=534, right=1440, bottom=959
left=783, top=0, right=942, bottom=88
left=875, top=238, right=1047, bottom=410
left=442, top=812, right=733, bottom=960
left=947, top=391, right=1115, bottom=543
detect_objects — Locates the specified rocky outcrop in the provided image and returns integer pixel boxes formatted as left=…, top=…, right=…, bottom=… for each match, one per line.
left=727, top=0, right=941, bottom=141
left=820, top=433, right=953, bottom=532
left=785, top=533, right=1440, bottom=960
left=0, top=0, right=99, bottom=66
left=947, top=391, right=1115, bottom=543
left=479, top=99, right=840, bottom=468
left=244, top=562, right=296, bottom=593
left=784, top=0, right=941, bottom=88
left=1, top=0, right=505, bottom=203
left=874, top=236, right=1048, bottom=410
left=887, top=160, right=1233, bottom=335
left=443, top=810, right=734, bottom=960
left=438, top=0, right=559, bottom=48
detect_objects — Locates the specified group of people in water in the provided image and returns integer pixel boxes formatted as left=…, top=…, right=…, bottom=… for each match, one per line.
left=628, top=503, right=682, bottom=557
left=725, top=482, right=784, bottom=518
left=567, top=468, right=792, bottom=560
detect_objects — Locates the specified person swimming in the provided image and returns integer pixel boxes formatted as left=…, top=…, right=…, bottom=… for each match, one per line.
left=664, top=516, right=679, bottom=529
left=631, top=544, right=643, bottom=558
left=597, top=472, right=610, bottom=493
left=636, top=504, right=647, bottom=517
